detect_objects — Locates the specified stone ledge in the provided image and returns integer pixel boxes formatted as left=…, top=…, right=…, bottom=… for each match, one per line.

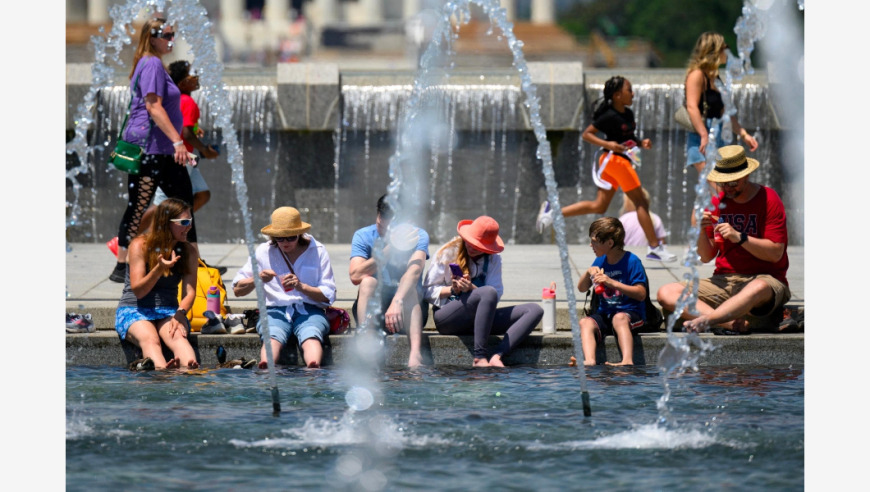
left=66, top=331, right=804, bottom=368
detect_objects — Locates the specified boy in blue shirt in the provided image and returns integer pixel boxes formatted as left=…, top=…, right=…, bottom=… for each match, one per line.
left=577, top=217, right=649, bottom=366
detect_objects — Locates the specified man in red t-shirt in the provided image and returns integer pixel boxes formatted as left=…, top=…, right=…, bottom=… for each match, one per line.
left=657, top=145, right=790, bottom=334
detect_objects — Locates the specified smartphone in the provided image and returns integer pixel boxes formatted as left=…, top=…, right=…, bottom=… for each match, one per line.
left=449, top=263, right=463, bottom=278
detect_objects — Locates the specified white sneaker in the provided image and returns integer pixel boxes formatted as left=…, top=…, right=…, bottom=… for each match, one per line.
left=201, top=311, right=227, bottom=335
left=646, top=243, right=678, bottom=262
left=535, top=200, right=554, bottom=233
left=224, top=314, right=246, bottom=335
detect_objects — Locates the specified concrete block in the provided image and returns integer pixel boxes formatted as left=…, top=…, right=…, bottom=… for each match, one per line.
left=277, top=62, right=341, bottom=130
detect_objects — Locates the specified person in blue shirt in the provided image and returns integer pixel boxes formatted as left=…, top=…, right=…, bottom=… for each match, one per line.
left=349, top=195, right=430, bottom=368
left=577, top=217, right=649, bottom=366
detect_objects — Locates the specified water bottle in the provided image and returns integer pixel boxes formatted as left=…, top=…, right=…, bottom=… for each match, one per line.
left=206, top=286, right=221, bottom=315
left=541, top=282, right=556, bottom=335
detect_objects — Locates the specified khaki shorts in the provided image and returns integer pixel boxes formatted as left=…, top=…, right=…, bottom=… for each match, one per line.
left=696, top=274, right=791, bottom=330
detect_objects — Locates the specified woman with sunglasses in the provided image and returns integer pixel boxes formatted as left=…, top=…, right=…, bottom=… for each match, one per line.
left=684, top=32, right=759, bottom=176
left=423, top=216, right=543, bottom=367
left=114, top=198, right=200, bottom=370
left=232, top=207, right=337, bottom=369
left=109, top=16, right=195, bottom=283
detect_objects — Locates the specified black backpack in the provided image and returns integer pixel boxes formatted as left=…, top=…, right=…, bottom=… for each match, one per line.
left=583, top=281, right=663, bottom=333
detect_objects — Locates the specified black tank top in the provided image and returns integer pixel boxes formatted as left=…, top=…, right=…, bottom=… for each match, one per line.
left=700, top=76, right=725, bottom=119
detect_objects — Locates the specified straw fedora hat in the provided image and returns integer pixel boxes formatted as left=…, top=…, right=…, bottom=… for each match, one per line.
left=260, top=207, right=311, bottom=237
left=457, top=216, right=504, bottom=254
left=707, top=145, right=760, bottom=183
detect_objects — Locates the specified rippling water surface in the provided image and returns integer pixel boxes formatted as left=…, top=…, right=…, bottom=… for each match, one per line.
left=67, top=365, right=803, bottom=491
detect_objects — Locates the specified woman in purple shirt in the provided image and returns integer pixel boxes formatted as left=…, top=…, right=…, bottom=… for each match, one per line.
left=109, top=16, right=195, bottom=283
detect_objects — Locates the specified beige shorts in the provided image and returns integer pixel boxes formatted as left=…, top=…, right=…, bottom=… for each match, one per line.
left=697, top=274, right=791, bottom=330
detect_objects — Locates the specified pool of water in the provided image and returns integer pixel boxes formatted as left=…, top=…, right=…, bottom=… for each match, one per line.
left=66, top=364, right=803, bottom=491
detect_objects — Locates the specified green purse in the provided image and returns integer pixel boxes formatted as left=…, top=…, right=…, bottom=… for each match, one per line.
left=108, top=73, right=149, bottom=175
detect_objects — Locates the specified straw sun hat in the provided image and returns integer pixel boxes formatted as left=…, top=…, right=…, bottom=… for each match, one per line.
left=457, top=216, right=504, bottom=254
left=706, top=145, right=760, bottom=183
left=260, top=207, right=311, bottom=237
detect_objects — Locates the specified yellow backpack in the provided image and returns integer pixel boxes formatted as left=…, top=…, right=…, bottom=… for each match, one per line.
left=177, top=258, right=228, bottom=331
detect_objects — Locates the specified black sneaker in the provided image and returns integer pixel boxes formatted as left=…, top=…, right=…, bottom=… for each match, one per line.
left=109, top=263, right=126, bottom=283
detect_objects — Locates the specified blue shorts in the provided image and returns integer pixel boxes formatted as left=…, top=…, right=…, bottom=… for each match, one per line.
left=686, top=120, right=725, bottom=167
left=587, top=311, right=645, bottom=343
left=260, top=305, right=329, bottom=346
left=115, top=306, right=188, bottom=341
left=154, top=166, right=209, bottom=205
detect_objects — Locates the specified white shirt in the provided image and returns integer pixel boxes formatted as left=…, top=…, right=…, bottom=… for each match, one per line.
left=232, top=235, right=336, bottom=319
left=423, top=243, right=503, bottom=307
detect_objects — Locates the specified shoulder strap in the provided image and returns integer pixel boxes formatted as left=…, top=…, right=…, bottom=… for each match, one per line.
left=278, top=246, right=295, bottom=275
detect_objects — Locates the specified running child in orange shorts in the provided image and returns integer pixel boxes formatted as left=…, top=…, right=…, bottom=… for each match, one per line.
left=536, top=75, right=677, bottom=262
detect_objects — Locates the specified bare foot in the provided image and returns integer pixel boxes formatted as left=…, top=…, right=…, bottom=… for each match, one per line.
left=683, top=315, right=710, bottom=333
left=407, top=352, right=423, bottom=369
left=605, top=360, right=634, bottom=366
left=583, top=359, right=596, bottom=366
left=472, top=358, right=490, bottom=368
left=187, top=360, right=200, bottom=369
left=307, top=360, right=320, bottom=368
left=488, top=354, right=505, bottom=367
left=163, top=358, right=180, bottom=369
left=568, top=356, right=577, bottom=367
left=258, top=360, right=269, bottom=370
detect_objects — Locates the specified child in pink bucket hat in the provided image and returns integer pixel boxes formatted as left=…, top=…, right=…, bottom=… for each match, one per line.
left=423, top=216, right=542, bottom=367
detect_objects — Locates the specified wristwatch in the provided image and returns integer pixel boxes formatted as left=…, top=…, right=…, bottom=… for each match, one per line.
left=738, top=231, right=748, bottom=245
left=176, top=308, right=187, bottom=316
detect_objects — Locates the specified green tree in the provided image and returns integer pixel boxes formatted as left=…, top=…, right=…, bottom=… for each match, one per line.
left=559, top=0, right=751, bottom=67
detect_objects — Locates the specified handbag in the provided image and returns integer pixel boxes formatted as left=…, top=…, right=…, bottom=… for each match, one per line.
left=278, top=246, right=348, bottom=335
left=673, top=78, right=709, bottom=132
left=109, top=72, right=149, bottom=174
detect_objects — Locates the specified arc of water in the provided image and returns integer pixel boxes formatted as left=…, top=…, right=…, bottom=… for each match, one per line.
left=67, top=0, right=281, bottom=415
left=385, top=0, right=591, bottom=416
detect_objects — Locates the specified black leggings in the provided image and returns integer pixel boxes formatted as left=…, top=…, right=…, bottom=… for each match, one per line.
left=433, top=285, right=543, bottom=360
left=117, top=154, right=196, bottom=248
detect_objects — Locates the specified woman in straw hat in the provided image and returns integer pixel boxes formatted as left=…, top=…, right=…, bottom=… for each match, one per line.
left=423, top=216, right=543, bottom=367
left=114, top=198, right=200, bottom=371
left=232, top=207, right=337, bottom=368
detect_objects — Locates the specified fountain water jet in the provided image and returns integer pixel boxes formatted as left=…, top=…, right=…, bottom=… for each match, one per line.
left=66, top=0, right=284, bottom=414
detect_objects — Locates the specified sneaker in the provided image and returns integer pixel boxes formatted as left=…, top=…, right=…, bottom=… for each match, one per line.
left=646, top=243, right=678, bottom=262
left=224, top=314, right=246, bottom=335
left=243, top=309, right=260, bottom=333
left=129, top=357, right=155, bottom=371
left=201, top=310, right=227, bottom=335
left=779, top=307, right=804, bottom=333
left=109, top=263, right=127, bottom=283
left=106, top=236, right=119, bottom=258
left=535, top=200, right=554, bottom=233
left=66, top=313, right=95, bottom=333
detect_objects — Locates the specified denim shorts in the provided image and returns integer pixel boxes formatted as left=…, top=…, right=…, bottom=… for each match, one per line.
left=686, top=120, right=724, bottom=167
left=115, top=306, right=188, bottom=341
left=259, top=305, right=329, bottom=346
left=154, top=165, right=209, bottom=205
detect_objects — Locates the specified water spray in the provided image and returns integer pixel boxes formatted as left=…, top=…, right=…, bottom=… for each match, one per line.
left=68, top=0, right=282, bottom=415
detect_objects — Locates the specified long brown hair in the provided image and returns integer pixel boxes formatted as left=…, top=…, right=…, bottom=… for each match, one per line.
left=435, top=236, right=472, bottom=276
left=143, top=198, right=192, bottom=277
left=129, top=17, right=169, bottom=79
left=685, top=31, right=727, bottom=80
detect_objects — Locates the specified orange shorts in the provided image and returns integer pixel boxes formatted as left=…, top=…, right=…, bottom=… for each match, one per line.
left=600, top=153, right=641, bottom=193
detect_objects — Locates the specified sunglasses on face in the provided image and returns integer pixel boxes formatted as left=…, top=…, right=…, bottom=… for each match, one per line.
left=170, top=218, right=192, bottom=226
left=718, top=180, right=740, bottom=188
left=155, top=31, right=175, bottom=40
left=274, top=235, right=299, bottom=243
